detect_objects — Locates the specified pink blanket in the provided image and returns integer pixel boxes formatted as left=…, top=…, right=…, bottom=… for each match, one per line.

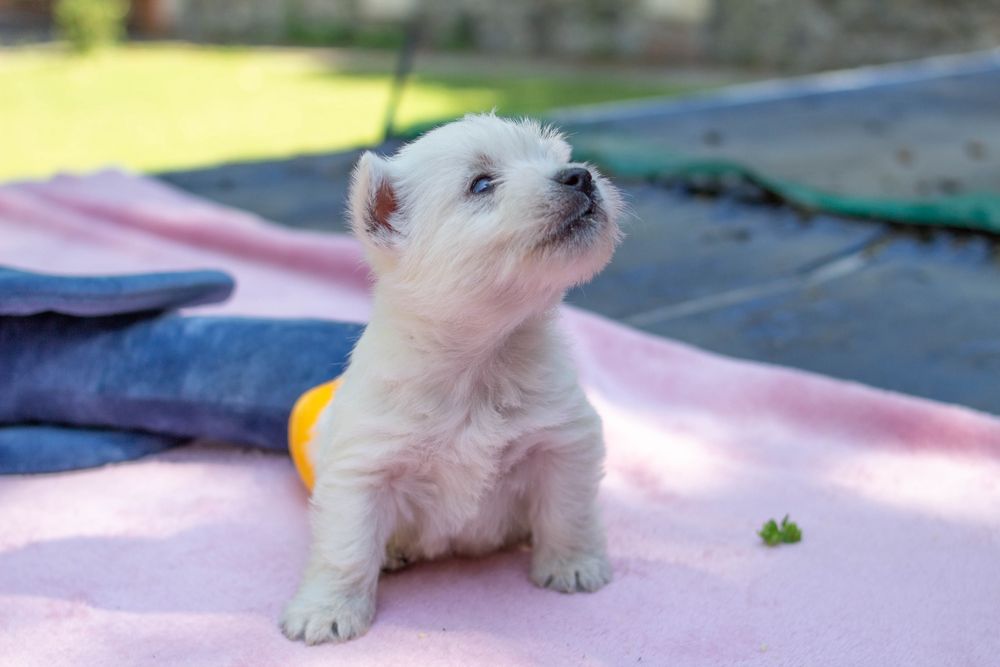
left=2, top=172, right=998, bottom=666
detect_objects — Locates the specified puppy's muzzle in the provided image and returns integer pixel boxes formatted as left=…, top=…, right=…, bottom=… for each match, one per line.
left=553, top=166, right=598, bottom=220
left=543, top=167, right=607, bottom=249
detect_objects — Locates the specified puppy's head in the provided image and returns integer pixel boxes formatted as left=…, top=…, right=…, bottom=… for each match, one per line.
left=349, top=114, right=622, bottom=319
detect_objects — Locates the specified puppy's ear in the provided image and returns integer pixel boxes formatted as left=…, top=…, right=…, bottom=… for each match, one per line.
left=349, top=151, right=400, bottom=247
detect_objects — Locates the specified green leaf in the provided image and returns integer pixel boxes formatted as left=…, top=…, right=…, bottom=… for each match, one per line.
left=781, top=521, right=802, bottom=543
left=758, top=519, right=782, bottom=546
left=759, top=515, right=802, bottom=546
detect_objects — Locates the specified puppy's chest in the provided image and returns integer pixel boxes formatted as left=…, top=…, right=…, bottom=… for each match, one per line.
left=404, top=391, right=544, bottom=513
left=419, top=399, right=537, bottom=477
left=385, top=342, right=568, bottom=526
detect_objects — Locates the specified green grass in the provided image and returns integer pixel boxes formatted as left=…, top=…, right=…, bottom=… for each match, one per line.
left=0, top=44, right=696, bottom=181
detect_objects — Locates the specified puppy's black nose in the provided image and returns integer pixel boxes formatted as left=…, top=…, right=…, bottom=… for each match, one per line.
left=555, top=167, right=593, bottom=195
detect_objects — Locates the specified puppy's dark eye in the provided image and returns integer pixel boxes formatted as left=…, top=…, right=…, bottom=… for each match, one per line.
left=470, top=175, right=494, bottom=195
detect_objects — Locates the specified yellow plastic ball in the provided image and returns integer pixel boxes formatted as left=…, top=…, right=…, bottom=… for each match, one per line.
left=288, top=378, right=342, bottom=492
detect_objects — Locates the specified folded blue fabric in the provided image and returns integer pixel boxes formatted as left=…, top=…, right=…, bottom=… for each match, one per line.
left=0, top=265, right=363, bottom=474
left=0, top=265, right=234, bottom=316
left=1, top=313, right=362, bottom=451
left=0, top=426, right=184, bottom=474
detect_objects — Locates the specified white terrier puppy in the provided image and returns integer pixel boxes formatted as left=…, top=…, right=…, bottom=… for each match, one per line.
left=281, top=113, right=623, bottom=644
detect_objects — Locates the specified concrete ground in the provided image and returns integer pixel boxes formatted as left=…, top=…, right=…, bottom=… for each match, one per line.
left=162, top=53, right=1000, bottom=416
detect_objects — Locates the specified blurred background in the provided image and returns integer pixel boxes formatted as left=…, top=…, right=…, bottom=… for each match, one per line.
left=2, top=0, right=999, bottom=414
left=3, top=0, right=998, bottom=180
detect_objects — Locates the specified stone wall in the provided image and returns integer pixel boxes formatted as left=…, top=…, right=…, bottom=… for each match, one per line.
left=708, top=0, right=1000, bottom=71
left=157, top=0, right=1000, bottom=71
left=159, top=0, right=710, bottom=58
left=163, top=0, right=347, bottom=42
left=416, top=0, right=710, bottom=60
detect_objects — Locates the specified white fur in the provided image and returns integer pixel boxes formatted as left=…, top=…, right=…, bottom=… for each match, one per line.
left=281, top=114, right=623, bottom=645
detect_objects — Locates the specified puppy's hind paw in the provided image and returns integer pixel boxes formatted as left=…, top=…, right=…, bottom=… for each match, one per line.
left=382, top=544, right=415, bottom=572
left=280, top=589, right=375, bottom=645
left=531, top=551, right=612, bottom=593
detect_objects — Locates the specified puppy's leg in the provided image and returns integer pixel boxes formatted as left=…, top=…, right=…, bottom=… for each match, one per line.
left=529, top=410, right=612, bottom=593
left=281, top=476, right=392, bottom=644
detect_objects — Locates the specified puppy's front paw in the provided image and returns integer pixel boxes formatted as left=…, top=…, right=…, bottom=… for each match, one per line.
left=280, top=588, right=375, bottom=645
left=531, top=551, right=612, bottom=593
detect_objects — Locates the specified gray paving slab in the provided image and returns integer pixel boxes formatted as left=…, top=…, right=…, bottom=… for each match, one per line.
left=162, top=151, right=362, bottom=232
left=566, top=184, right=883, bottom=318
